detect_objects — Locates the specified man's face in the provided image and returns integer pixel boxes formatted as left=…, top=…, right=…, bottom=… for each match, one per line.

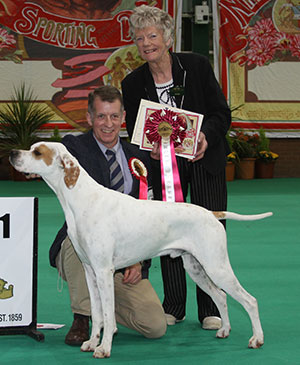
left=87, top=97, right=125, bottom=148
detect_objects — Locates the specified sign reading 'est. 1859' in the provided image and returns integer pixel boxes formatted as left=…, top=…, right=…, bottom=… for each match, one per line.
left=0, top=197, right=36, bottom=328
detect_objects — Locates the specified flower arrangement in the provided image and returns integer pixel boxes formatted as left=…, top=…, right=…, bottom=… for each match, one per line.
left=230, top=130, right=259, bottom=159
left=257, top=151, right=279, bottom=162
left=227, top=151, right=239, bottom=164
left=227, top=127, right=279, bottom=179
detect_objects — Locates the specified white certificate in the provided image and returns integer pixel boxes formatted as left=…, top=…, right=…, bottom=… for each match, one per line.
left=131, top=99, right=203, bottom=159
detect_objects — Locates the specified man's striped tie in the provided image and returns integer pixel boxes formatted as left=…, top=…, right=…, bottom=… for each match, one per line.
left=106, top=149, right=124, bottom=193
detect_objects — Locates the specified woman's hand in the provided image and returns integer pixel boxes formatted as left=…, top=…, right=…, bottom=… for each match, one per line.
left=191, top=132, right=208, bottom=162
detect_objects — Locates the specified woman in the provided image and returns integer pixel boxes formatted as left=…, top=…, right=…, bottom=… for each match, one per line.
left=121, top=5, right=231, bottom=329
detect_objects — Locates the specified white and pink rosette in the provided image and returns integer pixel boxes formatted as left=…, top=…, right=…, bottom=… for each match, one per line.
left=144, top=109, right=186, bottom=202
left=129, top=157, right=148, bottom=200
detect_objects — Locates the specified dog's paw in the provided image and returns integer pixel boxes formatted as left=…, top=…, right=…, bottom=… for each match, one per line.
left=93, top=345, right=111, bottom=359
left=248, top=335, right=264, bottom=349
left=81, top=337, right=99, bottom=352
left=216, top=326, right=230, bottom=338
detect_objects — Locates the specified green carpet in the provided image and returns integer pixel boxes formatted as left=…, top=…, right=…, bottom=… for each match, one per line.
left=0, top=178, right=300, bottom=364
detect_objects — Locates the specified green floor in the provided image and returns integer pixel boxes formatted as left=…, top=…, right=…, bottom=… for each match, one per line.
left=1, top=178, right=300, bottom=364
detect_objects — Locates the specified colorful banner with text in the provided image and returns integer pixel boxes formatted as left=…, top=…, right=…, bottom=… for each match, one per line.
left=0, top=0, right=180, bottom=136
left=215, top=0, right=300, bottom=137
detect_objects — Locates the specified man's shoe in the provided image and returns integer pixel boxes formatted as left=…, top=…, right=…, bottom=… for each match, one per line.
left=165, top=314, right=186, bottom=326
left=202, top=316, right=222, bottom=330
left=65, top=313, right=90, bottom=346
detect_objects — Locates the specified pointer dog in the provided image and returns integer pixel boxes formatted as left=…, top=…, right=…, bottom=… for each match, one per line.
left=10, top=142, right=272, bottom=359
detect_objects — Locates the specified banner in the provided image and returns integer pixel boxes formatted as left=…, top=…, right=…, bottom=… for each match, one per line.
left=214, top=0, right=300, bottom=137
left=0, top=1, right=182, bottom=136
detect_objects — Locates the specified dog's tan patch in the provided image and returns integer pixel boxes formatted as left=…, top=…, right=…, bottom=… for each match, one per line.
left=32, top=144, right=54, bottom=166
left=62, top=158, right=80, bottom=189
left=213, top=211, right=226, bottom=219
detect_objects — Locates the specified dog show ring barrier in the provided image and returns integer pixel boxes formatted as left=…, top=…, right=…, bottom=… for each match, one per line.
left=0, top=197, right=44, bottom=341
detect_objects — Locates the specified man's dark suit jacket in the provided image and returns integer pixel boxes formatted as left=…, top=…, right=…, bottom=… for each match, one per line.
left=121, top=52, right=231, bottom=176
left=49, top=130, right=151, bottom=277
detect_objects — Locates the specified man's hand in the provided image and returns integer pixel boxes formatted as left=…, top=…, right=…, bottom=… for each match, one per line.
left=191, top=132, right=208, bottom=162
left=122, top=263, right=142, bottom=285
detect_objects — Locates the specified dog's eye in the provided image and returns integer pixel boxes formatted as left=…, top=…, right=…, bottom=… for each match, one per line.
left=33, top=149, right=42, bottom=156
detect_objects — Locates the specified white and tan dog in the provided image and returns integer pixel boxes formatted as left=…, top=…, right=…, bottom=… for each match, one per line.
left=10, top=142, right=272, bottom=359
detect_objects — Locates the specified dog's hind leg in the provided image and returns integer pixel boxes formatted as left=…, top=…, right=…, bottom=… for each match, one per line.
left=81, top=264, right=103, bottom=352
left=211, top=270, right=263, bottom=348
left=181, top=253, right=231, bottom=338
left=204, top=260, right=264, bottom=348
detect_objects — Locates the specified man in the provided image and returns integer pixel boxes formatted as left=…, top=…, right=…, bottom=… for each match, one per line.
left=50, top=85, right=166, bottom=346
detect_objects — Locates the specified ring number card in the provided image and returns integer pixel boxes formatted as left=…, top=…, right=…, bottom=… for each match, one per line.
left=0, top=197, right=44, bottom=341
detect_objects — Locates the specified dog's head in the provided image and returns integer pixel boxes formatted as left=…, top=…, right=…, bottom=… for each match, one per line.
left=9, top=142, right=80, bottom=189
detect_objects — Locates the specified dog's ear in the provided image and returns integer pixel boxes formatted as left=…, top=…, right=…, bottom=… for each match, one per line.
left=61, top=154, right=80, bottom=189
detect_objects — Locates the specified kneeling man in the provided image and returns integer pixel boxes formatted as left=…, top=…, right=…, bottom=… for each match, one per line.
left=50, top=85, right=167, bottom=345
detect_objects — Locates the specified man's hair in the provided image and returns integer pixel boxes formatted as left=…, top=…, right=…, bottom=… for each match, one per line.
left=88, top=85, right=124, bottom=115
left=129, top=5, right=174, bottom=46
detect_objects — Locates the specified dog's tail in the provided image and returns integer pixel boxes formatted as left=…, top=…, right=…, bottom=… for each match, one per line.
left=213, top=211, right=273, bottom=221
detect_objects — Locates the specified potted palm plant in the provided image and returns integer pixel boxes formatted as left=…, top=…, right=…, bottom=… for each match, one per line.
left=0, top=82, right=54, bottom=180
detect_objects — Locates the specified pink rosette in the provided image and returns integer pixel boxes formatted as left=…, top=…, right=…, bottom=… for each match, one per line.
left=144, top=108, right=186, bottom=203
left=144, top=109, right=186, bottom=147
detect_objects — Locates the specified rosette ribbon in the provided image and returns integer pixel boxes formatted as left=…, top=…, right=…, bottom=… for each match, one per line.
left=144, top=109, right=186, bottom=203
left=129, top=158, right=148, bottom=200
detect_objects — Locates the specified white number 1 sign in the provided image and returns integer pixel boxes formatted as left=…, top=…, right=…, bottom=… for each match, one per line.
left=0, top=197, right=44, bottom=341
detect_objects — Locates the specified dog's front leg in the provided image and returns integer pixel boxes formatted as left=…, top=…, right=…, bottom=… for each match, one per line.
left=93, top=268, right=116, bottom=359
left=81, top=264, right=103, bottom=352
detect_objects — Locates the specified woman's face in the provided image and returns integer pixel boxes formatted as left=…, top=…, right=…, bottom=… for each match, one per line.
left=134, top=26, right=170, bottom=64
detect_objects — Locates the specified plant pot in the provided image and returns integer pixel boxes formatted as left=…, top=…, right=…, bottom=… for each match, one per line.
left=255, top=160, right=275, bottom=179
left=226, top=161, right=235, bottom=181
left=236, top=158, right=256, bottom=180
